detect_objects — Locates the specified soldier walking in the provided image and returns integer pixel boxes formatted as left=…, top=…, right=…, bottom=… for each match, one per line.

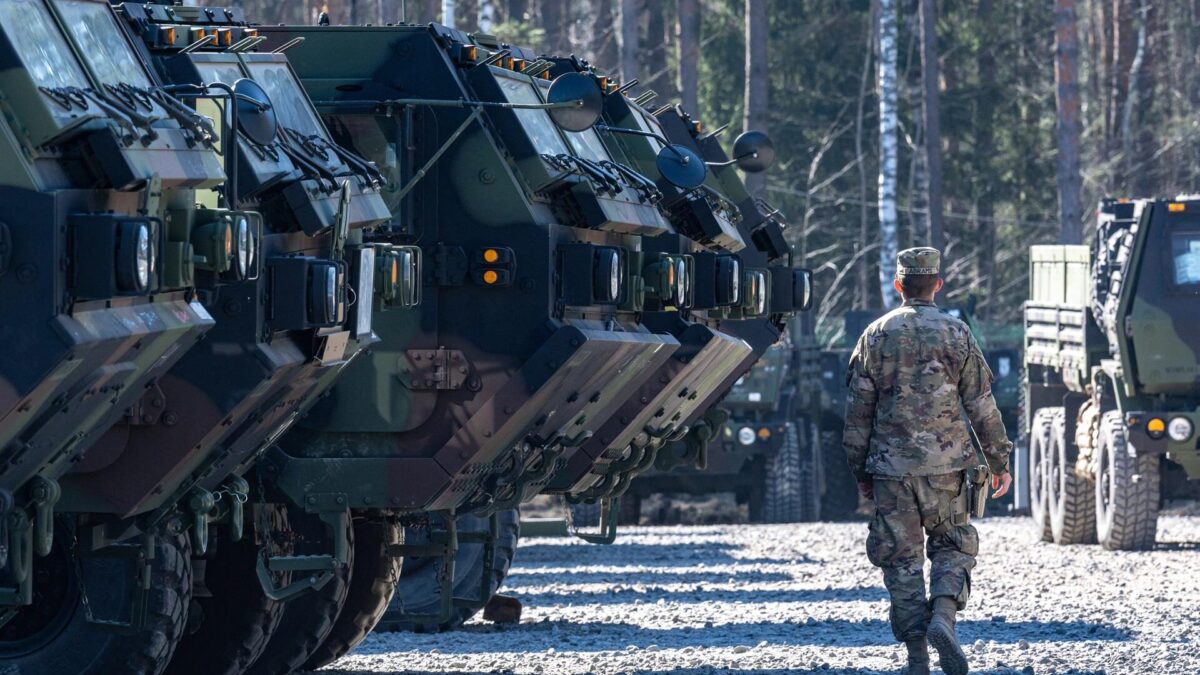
left=843, top=248, right=1013, bottom=675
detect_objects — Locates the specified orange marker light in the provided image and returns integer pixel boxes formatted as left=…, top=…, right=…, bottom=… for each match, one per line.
left=483, top=270, right=499, bottom=285
left=391, top=260, right=398, bottom=285
left=1169, top=203, right=1186, bottom=213
left=483, top=249, right=500, bottom=263
left=757, top=427, right=771, bottom=440
left=162, top=26, right=177, bottom=45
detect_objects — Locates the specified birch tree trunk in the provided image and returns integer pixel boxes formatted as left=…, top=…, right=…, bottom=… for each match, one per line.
left=677, top=0, right=700, bottom=115
left=877, top=0, right=900, bottom=308
left=442, top=0, right=455, bottom=28
left=855, top=2, right=876, bottom=309
left=618, top=0, right=639, bottom=85
left=743, top=0, right=769, bottom=198
left=919, top=0, right=944, bottom=252
left=1054, top=0, right=1084, bottom=245
left=478, top=0, right=494, bottom=32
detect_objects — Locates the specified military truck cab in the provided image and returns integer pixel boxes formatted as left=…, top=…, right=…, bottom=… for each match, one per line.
left=1022, top=197, right=1200, bottom=552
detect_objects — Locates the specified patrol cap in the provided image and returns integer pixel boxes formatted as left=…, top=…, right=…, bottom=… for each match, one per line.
left=897, top=246, right=940, bottom=276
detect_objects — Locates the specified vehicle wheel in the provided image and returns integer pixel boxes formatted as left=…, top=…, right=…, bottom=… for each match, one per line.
left=377, top=509, right=519, bottom=633
left=0, top=524, right=191, bottom=675
left=818, top=427, right=859, bottom=520
left=245, top=508, right=354, bottom=675
left=1095, top=411, right=1160, bottom=551
left=302, top=519, right=402, bottom=670
left=762, top=422, right=816, bottom=522
left=1028, top=408, right=1054, bottom=542
left=166, top=504, right=291, bottom=675
left=1047, top=408, right=1096, bottom=545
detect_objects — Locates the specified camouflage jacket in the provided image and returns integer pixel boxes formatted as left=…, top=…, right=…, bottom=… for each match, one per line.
left=843, top=298, right=1011, bottom=481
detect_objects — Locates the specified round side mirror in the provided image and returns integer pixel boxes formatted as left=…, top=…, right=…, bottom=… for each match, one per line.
left=656, top=144, right=707, bottom=190
left=233, top=78, right=278, bottom=146
left=546, top=72, right=603, bottom=132
left=732, top=130, right=775, bottom=173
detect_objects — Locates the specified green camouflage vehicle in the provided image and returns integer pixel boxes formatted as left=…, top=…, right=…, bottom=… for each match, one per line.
left=0, top=3, right=402, bottom=674
left=1020, top=197, right=1200, bottom=551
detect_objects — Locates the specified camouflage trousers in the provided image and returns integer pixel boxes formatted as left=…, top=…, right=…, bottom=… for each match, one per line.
left=866, top=472, right=978, bottom=642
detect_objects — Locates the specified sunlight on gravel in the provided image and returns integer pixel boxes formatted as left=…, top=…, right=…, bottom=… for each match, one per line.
left=321, top=517, right=1200, bottom=675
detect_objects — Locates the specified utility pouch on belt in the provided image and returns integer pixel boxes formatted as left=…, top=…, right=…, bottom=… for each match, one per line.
left=967, top=464, right=990, bottom=518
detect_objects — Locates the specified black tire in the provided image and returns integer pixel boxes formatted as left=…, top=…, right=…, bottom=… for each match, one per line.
left=245, top=509, right=354, bottom=675
left=818, top=427, right=859, bottom=520
left=1095, top=411, right=1160, bottom=551
left=1028, top=408, right=1054, bottom=542
left=761, top=422, right=816, bottom=522
left=302, top=519, right=402, bottom=670
left=165, top=504, right=290, bottom=675
left=1047, top=408, right=1096, bottom=545
left=617, top=493, right=642, bottom=526
left=378, top=509, right=519, bottom=633
left=0, top=526, right=191, bottom=675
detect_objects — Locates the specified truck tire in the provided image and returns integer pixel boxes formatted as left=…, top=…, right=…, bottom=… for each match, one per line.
left=1028, top=408, right=1054, bottom=542
left=166, top=505, right=290, bottom=675
left=245, top=509, right=354, bottom=675
left=0, top=527, right=191, bottom=675
left=377, top=509, right=519, bottom=633
left=1047, top=408, right=1096, bottom=545
left=302, top=519, right=402, bottom=670
left=761, top=422, right=818, bottom=522
left=1095, top=411, right=1160, bottom=551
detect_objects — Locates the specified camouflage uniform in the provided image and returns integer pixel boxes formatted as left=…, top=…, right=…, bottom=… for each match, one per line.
left=843, top=247, right=1011, bottom=644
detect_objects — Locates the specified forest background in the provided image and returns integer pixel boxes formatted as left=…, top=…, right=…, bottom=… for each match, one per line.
left=212, top=0, right=1187, bottom=346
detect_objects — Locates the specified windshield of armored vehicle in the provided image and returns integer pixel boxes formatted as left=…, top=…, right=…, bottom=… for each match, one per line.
left=495, top=72, right=570, bottom=157
left=565, top=128, right=611, bottom=163
left=1171, top=231, right=1200, bottom=285
left=55, top=0, right=153, bottom=88
left=630, top=105, right=666, bottom=154
left=0, top=0, right=89, bottom=89
left=245, top=61, right=329, bottom=140
left=194, top=62, right=244, bottom=90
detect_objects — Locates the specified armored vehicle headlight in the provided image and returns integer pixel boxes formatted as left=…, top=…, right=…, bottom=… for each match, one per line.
left=233, top=216, right=253, bottom=278
left=592, top=248, right=623, bottom=304
left=716, top=255, right=741, bottom=306
left=1168, top=417, right=1193, bottom=442
left=307, top=262, right=344, bottom=326
left=399, top=248, right=421, bottom=307
left=116, top=221, right=153, bottom=293
left=737, top=426, right=756, bottom=446
left=674, top=258, right=688, bottom=305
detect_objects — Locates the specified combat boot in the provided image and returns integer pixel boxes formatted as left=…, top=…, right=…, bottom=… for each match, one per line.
left=901, top=638, right=930, bottom=675
left=926, top=597, right=968, bottom=675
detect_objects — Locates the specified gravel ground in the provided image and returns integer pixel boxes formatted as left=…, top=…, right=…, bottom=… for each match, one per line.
left=321, top=516, right=1200, bottom=675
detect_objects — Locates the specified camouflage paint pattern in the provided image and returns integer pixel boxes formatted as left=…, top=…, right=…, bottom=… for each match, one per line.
left=867, top=473, right=977, bottom=641
left=843, top=298, right=1011, bottom=482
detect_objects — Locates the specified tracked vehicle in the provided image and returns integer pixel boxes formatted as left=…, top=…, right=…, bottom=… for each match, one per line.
left=1020, top=197, right=1200, bottom=551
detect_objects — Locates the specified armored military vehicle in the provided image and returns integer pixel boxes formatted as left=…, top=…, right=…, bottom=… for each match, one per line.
left=0, top=3, right=404, bottom=674
left=1020, top=197, right=1200, bottom=551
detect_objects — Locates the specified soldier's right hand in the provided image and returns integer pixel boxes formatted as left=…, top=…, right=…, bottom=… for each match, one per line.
left=991, top=471, right=1012, bottom=498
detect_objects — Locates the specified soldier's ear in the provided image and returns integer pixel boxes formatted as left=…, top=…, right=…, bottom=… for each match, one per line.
left=893, top=278, right=904, bottom=296
left=934, top=278, right=945, bottom=295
